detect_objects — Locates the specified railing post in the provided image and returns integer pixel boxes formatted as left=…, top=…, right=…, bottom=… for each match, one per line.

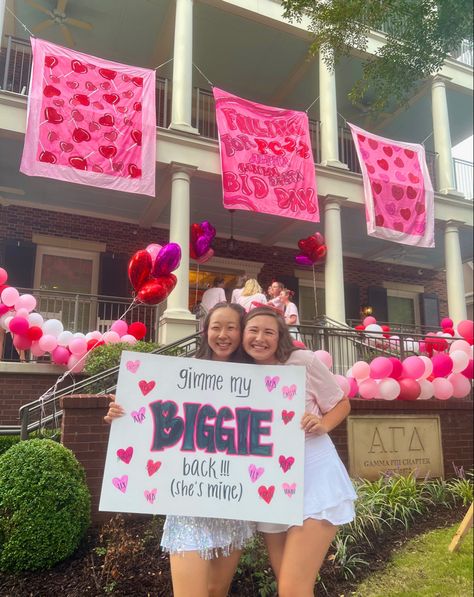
left=3, top=35, right=12, bottom=90
left=20, top=407, right=29, bottom=440
left=195, top=87, right=200, bottom=133
left=73, top=294, right=80, bottom=333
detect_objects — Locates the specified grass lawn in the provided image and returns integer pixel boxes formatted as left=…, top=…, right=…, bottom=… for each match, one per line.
left=352, top=521, right=473, bottom=597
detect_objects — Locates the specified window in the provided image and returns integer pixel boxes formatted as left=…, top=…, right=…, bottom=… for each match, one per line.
left=299, top=285, right=326, bottom=322
left=386, top=288, right=421, bottom=328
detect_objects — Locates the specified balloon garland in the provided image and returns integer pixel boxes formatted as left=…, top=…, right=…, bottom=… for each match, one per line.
left=190, top=221, right=216, bottom=264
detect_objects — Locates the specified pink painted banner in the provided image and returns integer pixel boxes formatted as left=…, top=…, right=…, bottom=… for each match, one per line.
left=213, top=87, right=318, bottom=222
left=20, top=38, right=156, bottom=196
left=349, top=123, right=434, bottom=247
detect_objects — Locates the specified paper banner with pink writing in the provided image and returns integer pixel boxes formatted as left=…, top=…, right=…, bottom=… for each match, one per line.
left=213, top=87, right=319, bottom=222
left=349, top=123, right=434, bottom=247
left=99, top=352, right=305, bottom=524
left=20, top=38, right=156, bottom=196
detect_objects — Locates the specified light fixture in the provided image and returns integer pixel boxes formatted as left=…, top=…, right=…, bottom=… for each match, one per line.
left=227, top=209, right=237, bottom=253
left=361, top=305, right=373, bottom=316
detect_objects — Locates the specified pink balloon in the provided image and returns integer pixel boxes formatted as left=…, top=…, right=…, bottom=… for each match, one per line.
left=103, top=331, right=121, bottom=344
left=196, top=248, right=214, bottom=264
left=152, top=243, right=182, bottom=277
left=110, top=320, right=128, bottom=337
left=418, top=356, right=433, bottom=379
left=14, top=294, right=37, bottom=312
left=52, top=346, right=70, bottom=365
left=449, top=339, right=471, bottom=355
left=86, top=330, right=103, bottom=341
left=418, top=379, right=434, bottom=400
left=334, top=374, right=350, bottom=395
left=448, top=373, right=471, bottom=398
left=402, top=356, right=425, bottom=380
left=440, top=317, right=454, bottom=329
left=388, top=357, right=403, bottom=380
left=67, top=354, right=86, bottom=373
left=397, top=378, right=421, bottom=401
left=363, top=316, right=377, bottom=326
left=120, top=334, right=138, bottom=345
left=295, top=254, right=314, bottom=267
left=461, top=359, right=473, bottom=379
left=0, top=267, right=7, bottom=285
left=352, top=361, right=370, bottom=380
left=30, top=342, right=46, bottom=357
left=431, top=353, right=453, bottom=378
left=378, top=378, right=400, bottom=400
left=9, top=316, right=29, bottom=335
left=347, top=377, right=359, bottom=398
left=38, top=334, right=58, bottom=352
left=450, top=350, right=470, bottom=374
left=145, top=243, right=162, bottom=266
left=13, top=334, right=32, bottom=351
left=432, top=377, right=454, bottom=400
left=0, top=304, right=10, bottom=317
left=69, top=337, right=88, bottom=356
left=314, top=350, right=333, bottom=369
left=457, top=320, right=473, bottom=343
left=15, top=308, right=30, bottom=319
left=1, top=286, right=19, bottom=307
left=369, top=357, right=393, bottom=379
left=359, top=378, right=378, bottom=399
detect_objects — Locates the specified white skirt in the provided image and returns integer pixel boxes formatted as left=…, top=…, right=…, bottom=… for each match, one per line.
left=258, top=434, right=357, bottom=533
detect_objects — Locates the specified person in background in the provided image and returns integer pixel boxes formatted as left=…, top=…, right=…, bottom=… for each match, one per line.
left=236, top=278, right=267, bottom=312
left=231, top=274, right=248, bottom=304
left=267, top=280, right=284, bottom=310
left=280, top=288, right=300, bottom=326
left=201, top=277, right=226, bottom=314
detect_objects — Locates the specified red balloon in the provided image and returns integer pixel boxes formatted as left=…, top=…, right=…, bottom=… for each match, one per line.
left=461, top=359, right=473, bottom=380
left=137, top=274, right=177, bottom=305
left=87, top=339, right=102, bottom=351
left=128, top=250, right=152, bottom=292
left=27, top=326, right=43, bottom=341
left=128, top=321, right=147, bottom=340
left=354, top=324, right=365, bottom=331
left=397, top=378, right=421, bottom=401
left=388, top=357, right=403, bottom=380
left=316, top=245, right=327, bottom=260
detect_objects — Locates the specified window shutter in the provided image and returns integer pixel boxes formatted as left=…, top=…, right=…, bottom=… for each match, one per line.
left=99, top=253, right=130, bottom=298
left=4, top=239, right=36, bottom=288
left=344, top=283, right=360, bottom=321
left=419, top=293, right=440, bottom=329
left=368, top=286, right=388, bottom=322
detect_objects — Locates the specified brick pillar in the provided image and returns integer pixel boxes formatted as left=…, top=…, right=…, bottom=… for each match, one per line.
left=60, top=394, right=114, bottom=524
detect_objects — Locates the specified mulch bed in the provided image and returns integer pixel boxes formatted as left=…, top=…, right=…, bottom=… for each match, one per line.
left=0, top=504, right=466, bottom=597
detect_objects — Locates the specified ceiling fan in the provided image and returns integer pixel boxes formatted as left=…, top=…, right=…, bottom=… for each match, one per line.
left=27, top=0, right=93, bottom=47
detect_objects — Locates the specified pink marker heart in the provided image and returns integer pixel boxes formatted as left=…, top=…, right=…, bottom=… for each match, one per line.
left=281, top=410, right=295, bottom=425
left=248, top=464, right=264, bottom=483
left=282, top=482, right=296, bottom=497
left=117, top=446, right=133, bottom=464
left=279, top=455, right=295, bottom=473
left=126, top=360, right=140, bottom=373
left=112, top=475, right=128, bottom=493
left=265, top=376, right=279, bottom=392
left=139, top=380, right=155, bottom=396
left=146, top=459, right=162, bottom=476
left=258, top=485, right=275, bottom=504
left=131, top=406, right=146, bottom=423
left=282, top=385, right=297, bottom=400
left=144, top=488, right=157, bottom=504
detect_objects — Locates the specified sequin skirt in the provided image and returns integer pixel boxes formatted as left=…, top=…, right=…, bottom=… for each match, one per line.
left=161, top=515, right=256, bottom=559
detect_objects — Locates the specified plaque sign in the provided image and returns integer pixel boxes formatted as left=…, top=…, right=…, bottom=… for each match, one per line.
left=347, top=415, right=444, bottom=480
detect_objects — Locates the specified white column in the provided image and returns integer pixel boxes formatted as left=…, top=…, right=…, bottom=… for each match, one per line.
left=319, top=49, right=347, bottom=169
left=169, top=0, right=198, bottom=134
left=324, top=195, right=346, bottom=323
left=431, top=77, right=458, bottom=195
left=159, top=164, right=197, bottom=344
left=0, top=0, right=6, bottom=49
left=444, top=220, right=467, bottom=323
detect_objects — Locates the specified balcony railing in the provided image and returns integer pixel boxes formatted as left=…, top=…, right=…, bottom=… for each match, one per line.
left=0, top=36, right=469, bottom=197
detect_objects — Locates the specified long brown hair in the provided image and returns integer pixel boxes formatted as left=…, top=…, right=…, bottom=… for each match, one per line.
left=243, top=306, right=299, bottom=363
left=195, top=302, right=250, bottom=362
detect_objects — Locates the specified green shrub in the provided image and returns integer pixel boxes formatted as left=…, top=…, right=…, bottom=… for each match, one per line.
left=0, top=436, right=21, bottom=457
left=0, top=439, right=91, bottom=571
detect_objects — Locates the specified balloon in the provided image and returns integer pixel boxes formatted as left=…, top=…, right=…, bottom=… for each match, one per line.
left=120, top=334, right=138, bottom=345
left=296, top=233, right=327, bottom=264
left=359, top=378, right=378, bottom=399
left=450, top=350, right=470, bottom=374
left=201, top=220, right=216, bottom=242
left=28, top=313, right=44, bottom=327
left=1, top=286, right=19, bottom=307
left=354, top=324, right=365, bottom=331
left=440, top=317, right=454, bottom=329
left=52, top=345, right=70, bottom=365
left=128, top=249, right=152, bottom=292
left=352, top=361, right=370, bottom=380
left=13, top=334, right=32, bottom=351
left=461, top=359, right=473, bottom=379
left=347, top=377, right=358, bottom=398
left=103, top=331, right=121, bottom=344
left=369, top=357, right=393, bottom=379
left=418, top=379, right=434, bottom=400
left=137, top=274, right=177, bottom=305
left=425, top=333, right=448, bottom=353
left=27, top=326, right=43, bottom=341
left=402, top=356, right=425, bottom=380
left=2, top=316, right=13, bottom=331
left=73, top=332, right=86, bottom=339
left=38, top=334, right=58, bottom=352
left=30, top=343, right=46, bottom=358
left=432, top=377, right=454, bottom=400
left=363, top=316, right=377, bottom=327
left=404, top=338, right=419, bottom=353
left=9, top=316, right=29, bottom=335
left=128, top=322, right=147, bottom=340
left=145, top=243, right=162, bottom=266
left=190, top=221, right=216, bottom=259
left=365, top=323, right=383, bottom=337
left=196, top=248, right=214, bottom=264
left=69, top=337, right=88, bottom=355
left=431, top=353, right=453, bottom=378
left=449, top=339, right=471, bottom=355
left=448, top=373, right=471, bottom=398
left=457, top=320, right=473, bottom=344
left=14, top=294, right=37, bottom=312
left=388, top=357, right=403, bottom=380
left=87, top=339, right=103, bottom=351
left=86, top=330, right=102, bottom=341
left=397, top=378, right=421, bottom=401
left=314, top=350, right=332, bottom=369
left=58, top=331, right=74, bottom=347
left=0, top=304, right=10, bottom=317
left=378, top=378, right=400, bottom=400
left=334, top=375, right=350, bottom=395
left=0, top=267, right=7, bottom=285
left=418, top=356, right=433, bottom=379
left=292, top=340, right=307, bottom=349
left=153, top=243, right=181, bottom=277
left=110, top=320, right=128, bottom=337
left=67, top=354, right=85, bottom=374
left=295, top=254, right=314, bottom=267
left=42, top=318, right=64, bottom=337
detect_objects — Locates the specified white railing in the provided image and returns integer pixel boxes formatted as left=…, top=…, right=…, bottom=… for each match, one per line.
left=454, top=158, right=474, bottom=200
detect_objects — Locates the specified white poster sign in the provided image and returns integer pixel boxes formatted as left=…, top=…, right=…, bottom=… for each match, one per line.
left=99, top=352, right=306, bottom=525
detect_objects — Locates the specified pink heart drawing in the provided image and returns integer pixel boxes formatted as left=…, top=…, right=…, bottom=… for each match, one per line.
left=282, top=385, right=297, bottom=400
left=117, top=446, right=133, bottom=464
left=126, top=359, right=140, bottom=373
left=282, top=482, right=296, bottom=497
left=139, top=380, right=156, bottom=396
left=281, top=410, right=295, bottom=425
left=279, top=455, right=295, bottom=473
left=265, top=376, right=280, bottom=392
left=248, top=464, right=264, bottom=483
left=131, top=407, right=146, bottom=423
left=112, top=475, right=128, bottom=493
left=144, top=488, right=157, bottom=504
left=146, top=460, right=162, bottom=476
left=258, top=485, right=275, bottom=504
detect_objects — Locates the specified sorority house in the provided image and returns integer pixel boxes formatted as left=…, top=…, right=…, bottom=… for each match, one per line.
left=0, top=0, right=473, bottom=350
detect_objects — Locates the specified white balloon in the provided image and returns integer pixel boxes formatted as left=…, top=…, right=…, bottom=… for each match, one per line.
left=58, top=331, right=74, bottom=347
left=42, top=318, right=64, bottom=337
left=3, top=316, right=13, bottom=331
left=28, top=312, right=44, bottom=327
left=0, top=314, right=11, bottom=330
left=418, top=379, right=434, bottom=400
left=73, top=332, right=86, bottom=339
left=86, top=331, right=103, bottom=341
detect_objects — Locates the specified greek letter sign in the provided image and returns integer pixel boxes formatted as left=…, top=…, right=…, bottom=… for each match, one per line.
left=99, top=352, right=306, bottom=525
left=214, top=87, right=319, bottom=222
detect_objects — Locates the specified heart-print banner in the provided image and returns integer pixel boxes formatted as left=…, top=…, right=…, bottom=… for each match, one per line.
left=20, top=38, right=156, bottom=196
left=349, top=123, right=434, bottom=248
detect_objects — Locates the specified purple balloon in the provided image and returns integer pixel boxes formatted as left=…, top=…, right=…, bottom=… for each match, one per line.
left=195, top=236, right=211, bottom=258
left=152, top=243, right=181, bottom=277
left=295, top=254, right=314, bottom=266
left=200, top=220, right=216, bottom=241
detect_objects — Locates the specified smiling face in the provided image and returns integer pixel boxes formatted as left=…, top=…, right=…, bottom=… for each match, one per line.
left=207, top=307, right=241, bottom=361
left=243, top=314, right=280, bottom=365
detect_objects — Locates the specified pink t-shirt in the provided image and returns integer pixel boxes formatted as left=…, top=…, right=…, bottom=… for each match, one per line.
left=284, top=350, right=343, bottom=417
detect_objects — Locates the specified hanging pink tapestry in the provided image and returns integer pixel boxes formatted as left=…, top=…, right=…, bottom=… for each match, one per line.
left=349, top=123, right=434, bottom=247
left=20, top=38, right=156, bottom=196
left=213, top=87, right=318, bottom=222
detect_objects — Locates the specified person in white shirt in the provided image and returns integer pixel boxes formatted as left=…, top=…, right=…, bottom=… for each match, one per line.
left=201, top=277, right=226, bottom=314
left=267, top=280, right=284, bottom=310
left=230, top=274, right=248, bottom=304
left=280, top=288, right=300, bottom=338
left=236, top=278, right=267, bottom=312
